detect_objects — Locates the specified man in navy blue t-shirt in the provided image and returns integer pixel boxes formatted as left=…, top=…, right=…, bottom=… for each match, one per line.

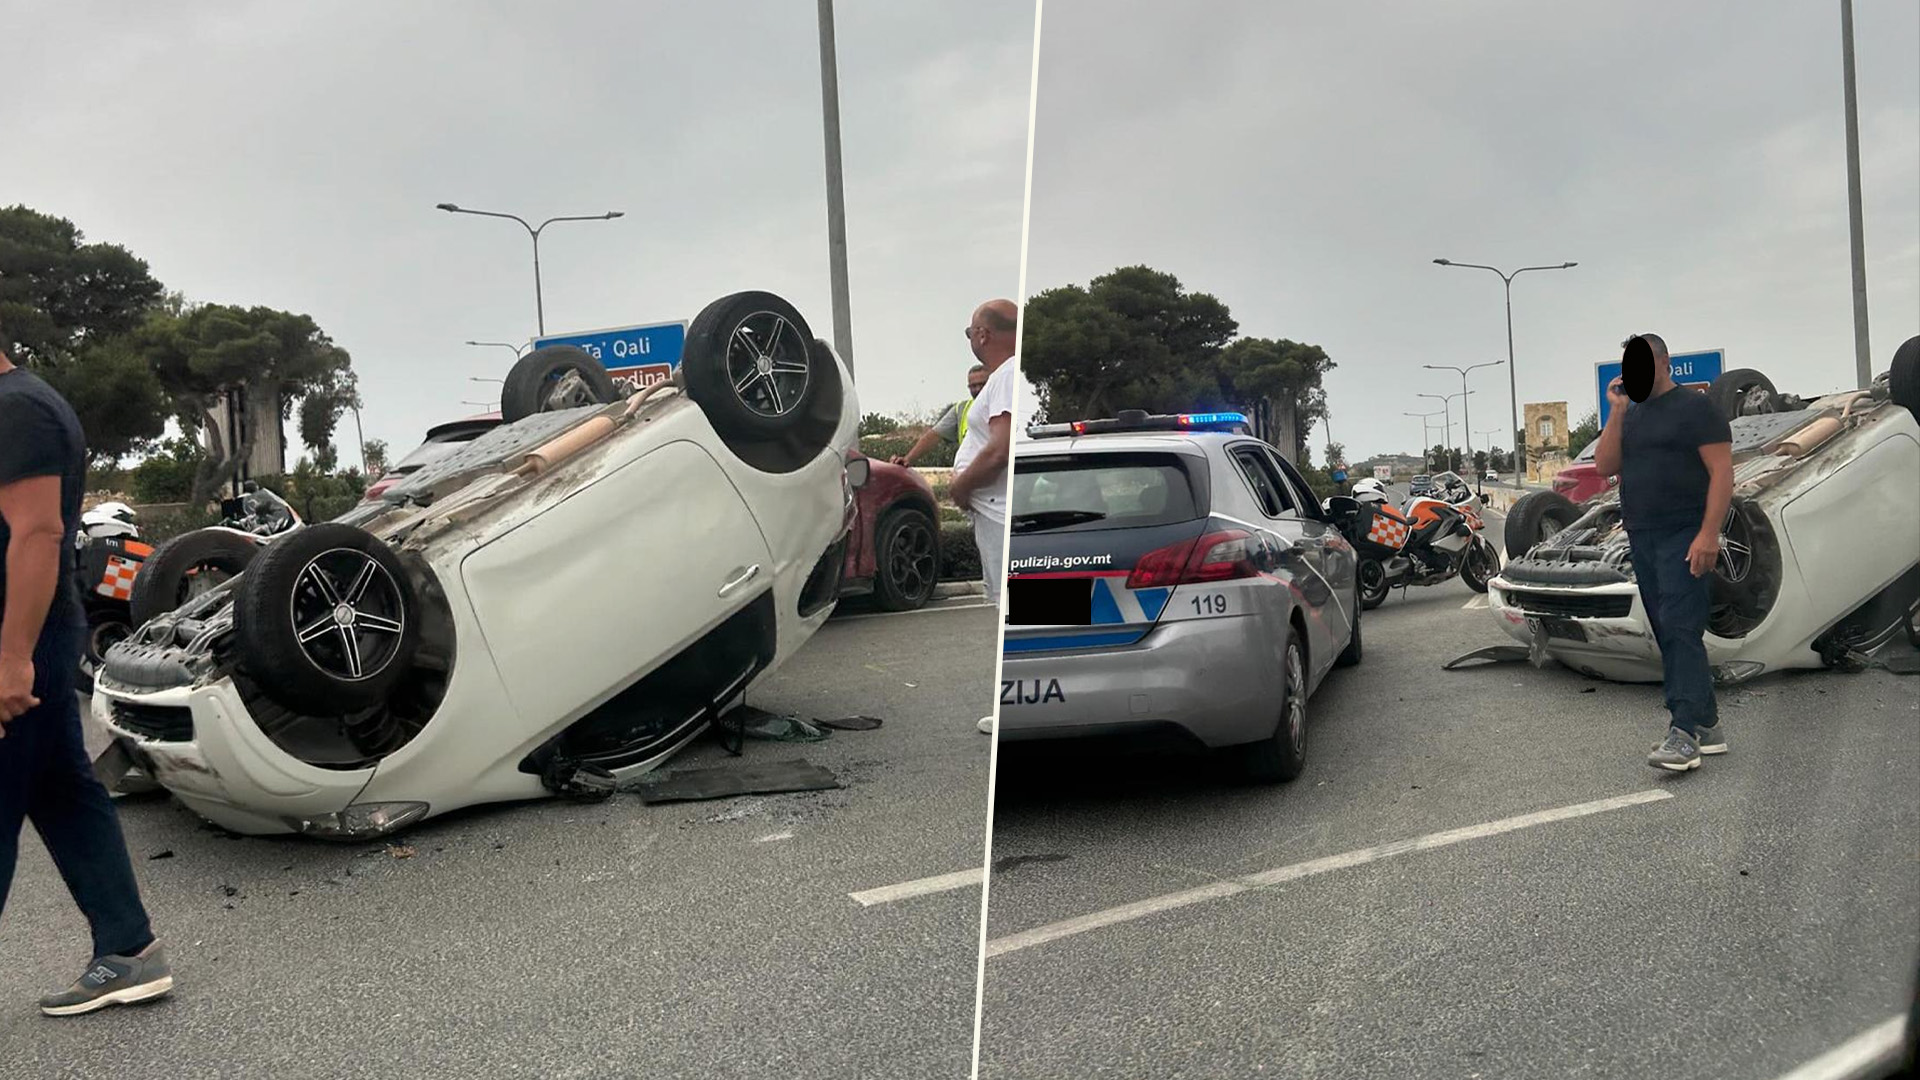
left=1592, top=332, right=1735, bottom=772
left=1, top=338, right=171, bottom=1015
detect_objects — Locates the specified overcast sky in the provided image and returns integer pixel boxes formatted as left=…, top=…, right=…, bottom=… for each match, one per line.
left=1024, top=0, right=1920, bottom=463
left=3, top=0, right=1033, bottom=465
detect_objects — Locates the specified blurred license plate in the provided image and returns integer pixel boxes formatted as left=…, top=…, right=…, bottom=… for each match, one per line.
left=1531, top=616, right=1588, bottom=642
left=1008, top=578, right=1092, bottom=625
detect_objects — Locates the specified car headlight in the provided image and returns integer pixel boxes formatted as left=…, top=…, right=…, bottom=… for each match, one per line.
left=284, top=801, right=430, bottom=839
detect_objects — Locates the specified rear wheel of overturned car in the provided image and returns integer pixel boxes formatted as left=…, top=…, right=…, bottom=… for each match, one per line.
left=500, top=345, right=620, bottom=423
left=1708, top=368, right=1780, bottom=421
left=1890, top=335, right=1920, bottom=423
left=128, top=528, right=262, bottom=626
left=1707, top=496, right=1782, bottom=639
left=1503, top=490, right=1581, bottom=560
left=76, top=607, right=133, bottom=695
left=682, top=291, right=829, bottom=442
left=233, top=523, right=421, bottom=717
left=873, top=505, right=939, bottom=611
left=1239, top=628, right=1307, bottom=783
left=1357, top=557, right=1391, bottom=610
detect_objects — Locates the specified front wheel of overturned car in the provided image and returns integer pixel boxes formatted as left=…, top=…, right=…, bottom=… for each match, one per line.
left=500, top=345, right=620, bottom=423
left=234, top=523, right=421, bottom=717
left=1239, top=629, right=1307, bottom=783
left=682, top=291, right=831, bottom=442
left=1358, top=557, right=1391, bottom=610
left=1891, top=334, right=1920, bottom=423
left=1504, top=490, right=1581, bottom=560
left=76, top=606, right=134, bottom=695
left=128, top=527, right=263, bottom=626
left=873, top=505, right=939, bottom=611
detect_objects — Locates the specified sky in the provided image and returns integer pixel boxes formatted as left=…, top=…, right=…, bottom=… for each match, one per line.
left=1023, top=0, right=1920, bottom=464
left=2, top=0, right=1035, bottom=467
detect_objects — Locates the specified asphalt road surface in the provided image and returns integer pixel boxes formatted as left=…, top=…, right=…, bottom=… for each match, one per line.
left=2, top=598, right=997, bottom=1079
left=981, top=573, right=1919, bottom=1079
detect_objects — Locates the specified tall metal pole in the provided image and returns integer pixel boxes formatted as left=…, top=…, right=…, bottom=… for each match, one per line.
left=1841, top=0, right=1872, bottom=387
left=817, top=0, right=855, bottom=376
left=1503, top=280, right=1518, bottom=471
left=531, top=231, right=546, bottom=337
left=436, top=205, right=622, bottom=340
left=350, top=404, right=368, bottom=474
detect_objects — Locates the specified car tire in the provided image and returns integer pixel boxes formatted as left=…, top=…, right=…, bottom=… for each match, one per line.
left=1890, top=335, right=1920, bottom=423
left=1504, top=491, right=1581, bottom=559
left=1358, top=557, right=1391, bottom=610
left=682, top=291, right=829, bottom=442
left=1707, top=496, right=1782, bottom=639
left=129, top=528, right=262, bottom=626
left=1460, top=536, right=1498, bottom=593
left=1709, top=368, right=1779, bottom=421
left=500, top=345, right=620, bottom=423
left=872, top=505, right=939, bottom=612
left=1336, top=582, right=1363, bottom=668
left=1239, top=627, right=1307, bottom=783
left=233, top=523, right=421, bottom=717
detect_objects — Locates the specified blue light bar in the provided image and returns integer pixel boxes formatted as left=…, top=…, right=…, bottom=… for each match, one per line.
left=1178, top=412, right=1249, bottom=427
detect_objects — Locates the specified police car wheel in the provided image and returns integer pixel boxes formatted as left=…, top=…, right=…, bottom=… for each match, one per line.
left=1238, top=630, right=1307, bottom=783
left=682, top=291, right=826, bottom=441
left=501, top=345, right=620, bottom=422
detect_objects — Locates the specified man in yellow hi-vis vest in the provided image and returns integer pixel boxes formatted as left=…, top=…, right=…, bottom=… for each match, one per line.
left=892, top=364, right=988, bottom=467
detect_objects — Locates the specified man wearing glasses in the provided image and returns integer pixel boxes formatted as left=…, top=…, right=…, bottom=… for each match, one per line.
left=947, top=300, right=1019, bottom=734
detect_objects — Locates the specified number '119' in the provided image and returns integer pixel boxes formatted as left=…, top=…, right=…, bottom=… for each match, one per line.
left=1191, top=594, right=1227, bottom=615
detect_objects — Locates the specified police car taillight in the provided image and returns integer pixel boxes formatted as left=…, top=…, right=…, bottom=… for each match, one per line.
left=1126, top=528, right=1258, bottom=589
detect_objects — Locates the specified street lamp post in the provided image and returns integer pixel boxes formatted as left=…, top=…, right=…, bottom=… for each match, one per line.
left=466, top=340, right=530, bottom=362
left=1840, top=0, right=1872, bottom=387
left=1417, top=390, right=1474, bottom=474
left=1433, top=258, right=1576, bottom=475
left=816, top=0, right=855, bottom=374
left=436, top=204, right=625, bottom=336
left=1425, top=360, right=1505, bottom=492
left=1405, top=409, right=1445, bottom=469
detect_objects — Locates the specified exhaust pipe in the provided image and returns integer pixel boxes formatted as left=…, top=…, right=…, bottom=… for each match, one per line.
left=1779, top=415, right=1844, bottom=458
left=519, top=415, right=619, bottom=475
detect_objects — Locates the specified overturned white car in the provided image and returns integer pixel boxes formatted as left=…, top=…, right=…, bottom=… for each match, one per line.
left=92, top=292, right=863, bottom=838
left=1483, top=339, right=1920, bottom=685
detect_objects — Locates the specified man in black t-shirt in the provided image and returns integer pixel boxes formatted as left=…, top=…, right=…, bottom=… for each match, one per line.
left=0, top=341, right=172, bottom=1015
left=1592, top=332, right=1735, bottom=772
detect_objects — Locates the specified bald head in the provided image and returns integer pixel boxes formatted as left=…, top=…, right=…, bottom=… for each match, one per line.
left=967, top=298, right=1019, bottom=367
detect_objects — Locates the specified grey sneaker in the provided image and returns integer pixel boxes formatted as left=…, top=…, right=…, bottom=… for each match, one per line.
left=1651, top=723, right=1727, bottom=755
left=40, top=943, right=173, bottom=1017
left=1649, top=726, right=1703, bottom=772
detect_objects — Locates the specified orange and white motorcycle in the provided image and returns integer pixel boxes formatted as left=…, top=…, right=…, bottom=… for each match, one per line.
left=1324, top=478, right=1500, bottom=609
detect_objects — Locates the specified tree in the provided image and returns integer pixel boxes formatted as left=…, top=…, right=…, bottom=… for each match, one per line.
left=1023, top=266, right=1237, bottom=420
left=860, top=412, right=901, bottom=437
left=1473, top=449, right=1488, bottom=474
left=1325, top=441, right=1346, bottom=468
left=1488, top=447, right=1512, bottom=473
left=142, top=304, right=358, bottom=503
left=1566, top=409, right=1600, bottom=459
left=128, top=437, right=207, bottom=503
left=0, top=205, right=169, bottom=464
left=361, top=438, right=391, bottom=477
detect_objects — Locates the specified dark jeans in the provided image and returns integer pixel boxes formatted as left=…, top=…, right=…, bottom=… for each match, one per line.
left=1, top=603, right=156, bottom=959
left=1628, top=524, right=1719, bottom=735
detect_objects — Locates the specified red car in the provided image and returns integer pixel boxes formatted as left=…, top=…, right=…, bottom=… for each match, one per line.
left=1551, top=440, right=1616, bottom=504
left=366, top=417, right=944, bottom=611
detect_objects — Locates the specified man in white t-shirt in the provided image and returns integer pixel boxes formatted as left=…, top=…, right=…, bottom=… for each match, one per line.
left=948, top=299, right=1019, bottom=734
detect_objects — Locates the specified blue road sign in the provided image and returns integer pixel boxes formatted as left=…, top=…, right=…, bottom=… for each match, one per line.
left=532, top=320, right=688, bottom=392
left=1596, top=348, right=1724, bottom=427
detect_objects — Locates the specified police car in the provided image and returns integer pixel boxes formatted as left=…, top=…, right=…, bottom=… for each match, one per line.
left=1002, top=410, right=1363, bottom=781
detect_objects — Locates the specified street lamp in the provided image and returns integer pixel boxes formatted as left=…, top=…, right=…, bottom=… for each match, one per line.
left=437, top=204, right=625, bottom=336
left=466, top=340, right=530, bottom=362
left=1405, top=408, right=1445, bottom=467
left=1425, top=360, right=1505, bottom=491
left=816, top=0, right=855, bottom=374
left=1432, top=258, right=1576, bottom=474
left=1418, top=390, right=1474, bottom=474
left=468, top=376, right=504, bottom=385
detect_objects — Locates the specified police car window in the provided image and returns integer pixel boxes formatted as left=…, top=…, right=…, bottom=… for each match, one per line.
left=1264, top=449, right=1325, bottom=519
left=1011, top=452, right=1203, bottom=533
left=1229, top=446, right=1295, bottom=517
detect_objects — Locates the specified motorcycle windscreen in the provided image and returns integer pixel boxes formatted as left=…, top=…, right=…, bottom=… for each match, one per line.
left=1004, top=450, right=1209, bottom=653
left=459, top=439, right=775, bottom=729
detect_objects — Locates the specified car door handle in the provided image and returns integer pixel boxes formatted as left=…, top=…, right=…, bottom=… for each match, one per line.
left=718, top=564, right=762, bottom=599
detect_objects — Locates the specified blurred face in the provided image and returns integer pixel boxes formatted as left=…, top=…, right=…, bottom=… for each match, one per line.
left=1622, top=336, right=1659, bottom=402
left=967, top=369, right=988, bottom=397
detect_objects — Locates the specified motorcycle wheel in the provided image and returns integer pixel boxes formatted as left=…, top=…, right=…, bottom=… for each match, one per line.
left=1358, top=558, right=1392, bottom=610
left=1461, top=537, right=1498, bottom=593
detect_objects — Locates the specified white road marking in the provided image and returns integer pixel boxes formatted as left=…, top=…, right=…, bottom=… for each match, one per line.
left=754, top=831, right=794, bottom=843
left=985, top=789, right=1673, bottom=959
left=849, top=867, right=984, bottom=907
left=1767, top=1015, right=1907, bottom=1080
left=835, top=600, right=995, bottom=622
left=1462, top=596, right=1490, bottom=610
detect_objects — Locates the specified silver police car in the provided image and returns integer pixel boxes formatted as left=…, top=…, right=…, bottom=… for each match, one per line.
left=1001, top=410, right=1363, bottom=781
